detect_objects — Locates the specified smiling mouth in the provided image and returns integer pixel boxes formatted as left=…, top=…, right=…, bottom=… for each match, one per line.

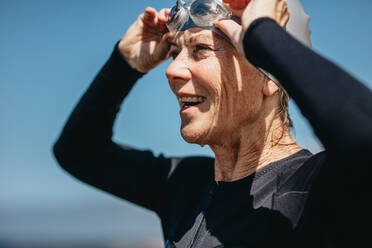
left=178, top=96, right=206, bottom=111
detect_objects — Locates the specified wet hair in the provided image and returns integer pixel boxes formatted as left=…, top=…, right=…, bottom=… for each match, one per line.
left=278, top=88, right=293, bottom=130
left=266, top=0, right=312, bottom=132
left=272, top=0, right=311, bottom=131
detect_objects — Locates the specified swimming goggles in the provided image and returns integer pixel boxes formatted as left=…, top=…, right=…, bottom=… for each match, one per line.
left=166, top=0, right=234, bottom=34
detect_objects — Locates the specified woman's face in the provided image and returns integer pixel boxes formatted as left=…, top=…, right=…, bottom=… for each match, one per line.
left=166, top=28, right=266, bottom=146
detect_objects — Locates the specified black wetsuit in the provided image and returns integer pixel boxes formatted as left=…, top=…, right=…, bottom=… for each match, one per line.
left=53, top=18, right=372, bottom=247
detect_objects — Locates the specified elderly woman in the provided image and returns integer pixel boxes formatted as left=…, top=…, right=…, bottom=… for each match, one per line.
left=53, top=0, right=371, bottom=247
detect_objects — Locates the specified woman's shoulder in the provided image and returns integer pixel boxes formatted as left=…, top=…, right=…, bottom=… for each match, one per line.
left=275, top=149, right=327, bottom=194
left=262, top=150, right=327, bottom=228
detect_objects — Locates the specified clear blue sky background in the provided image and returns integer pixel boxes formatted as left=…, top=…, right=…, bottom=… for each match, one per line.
left=1, top=0, right=372, bottom=245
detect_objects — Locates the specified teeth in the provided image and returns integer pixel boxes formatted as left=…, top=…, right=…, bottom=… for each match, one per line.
left=178, top=96, right=205, bottom=103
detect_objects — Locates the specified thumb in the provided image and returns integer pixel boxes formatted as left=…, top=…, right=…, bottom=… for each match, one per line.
left=154, top=32, right=174, bottom=61
left=214, top=19, right=238, bottom=39
left=213, top=19, right=243, bottom=51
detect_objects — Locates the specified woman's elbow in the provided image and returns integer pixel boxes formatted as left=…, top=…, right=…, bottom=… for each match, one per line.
left=52, top=137, right=78, bottom=171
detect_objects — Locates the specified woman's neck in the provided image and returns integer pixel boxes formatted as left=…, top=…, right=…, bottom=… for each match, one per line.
left=210, top=117, right=303, bottom=182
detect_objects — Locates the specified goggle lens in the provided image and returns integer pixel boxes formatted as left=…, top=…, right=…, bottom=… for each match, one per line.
left=167, top=0, right=231, bottom=33
left=190, top=0, right=229, bottom=27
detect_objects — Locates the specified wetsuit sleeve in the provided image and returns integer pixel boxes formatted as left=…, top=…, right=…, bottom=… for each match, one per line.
left=243, top=18, right=372, bottom=243
left=53, top=42, right=172, bottom=214
left=243, top=18, right=372, bottom=156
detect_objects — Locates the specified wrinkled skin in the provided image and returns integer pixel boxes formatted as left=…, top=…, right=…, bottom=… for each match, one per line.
left=166, top=28, right=267, bottom=147
left=119, top=0, right=300, bottom=181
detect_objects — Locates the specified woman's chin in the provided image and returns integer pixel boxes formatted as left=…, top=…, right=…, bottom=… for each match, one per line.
left=180, top=126, right=206, bottom=145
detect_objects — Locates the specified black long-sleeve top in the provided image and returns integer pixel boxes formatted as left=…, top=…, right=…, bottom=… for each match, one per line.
left=53, top=18, right=372, bottom=247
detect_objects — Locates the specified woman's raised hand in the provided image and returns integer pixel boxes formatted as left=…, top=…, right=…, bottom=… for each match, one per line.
left=214, top=0, right=290, bottom=56
left=119, top=7, right=173, bottom=73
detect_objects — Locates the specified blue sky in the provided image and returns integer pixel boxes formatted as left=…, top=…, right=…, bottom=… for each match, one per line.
left=1, top=0, right=372, bottom=245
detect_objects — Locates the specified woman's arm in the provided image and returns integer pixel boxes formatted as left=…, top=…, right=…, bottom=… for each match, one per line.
left=242, top=17, right=372, bottom=246
left=242, top=18, right=372, bottom=157
left=53, top=7, right=175, bottom=214
left=53, top=44, right=173, bottom=214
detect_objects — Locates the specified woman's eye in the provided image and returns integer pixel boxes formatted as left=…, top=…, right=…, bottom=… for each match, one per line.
left=193, top=45, right=213, bottom=58
left=195, top=45, right=211, bottom=52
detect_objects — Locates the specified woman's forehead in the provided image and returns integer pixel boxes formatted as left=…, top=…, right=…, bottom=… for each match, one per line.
left=171, top=28, right=225, bottom=46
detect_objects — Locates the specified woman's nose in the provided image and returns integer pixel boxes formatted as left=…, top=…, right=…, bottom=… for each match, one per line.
left=166, top=51, right=192, bottom=91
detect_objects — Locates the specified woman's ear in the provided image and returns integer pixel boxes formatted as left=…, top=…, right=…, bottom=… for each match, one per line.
left=263, top=78, right=280, bottom=97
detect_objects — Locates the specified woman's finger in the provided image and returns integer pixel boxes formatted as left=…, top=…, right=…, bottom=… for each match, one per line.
left=143, top=7, right=158, bottom=26
left=158, top=8, right=171, bottom=24
left=155, top=32, right=175, bottom=60
left=278, top=0, right=289, bottom=27
left=280, top=8, right=290, bottom=27
left=277, top=0, right=286, bottom=16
